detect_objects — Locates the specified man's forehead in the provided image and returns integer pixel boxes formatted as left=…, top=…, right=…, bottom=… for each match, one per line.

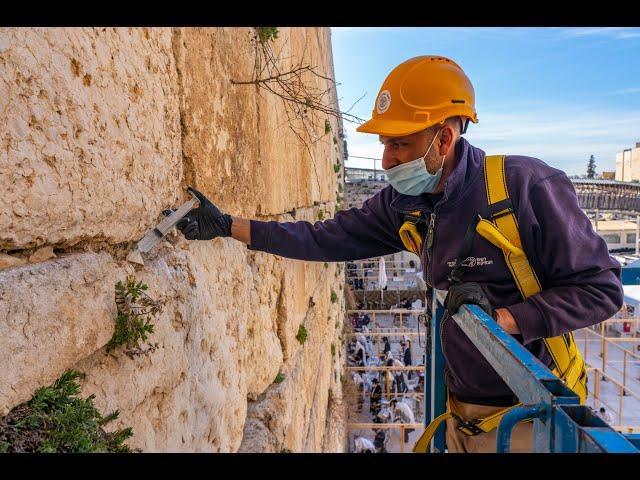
left=379, top=131, right=427, bottom=142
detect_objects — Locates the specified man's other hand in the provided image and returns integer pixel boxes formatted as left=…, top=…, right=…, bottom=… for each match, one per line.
left=444, top=282, right=494, bottom=318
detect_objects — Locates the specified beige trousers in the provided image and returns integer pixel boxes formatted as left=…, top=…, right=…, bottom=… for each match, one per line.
left=445, top=395, right=534, bottom=453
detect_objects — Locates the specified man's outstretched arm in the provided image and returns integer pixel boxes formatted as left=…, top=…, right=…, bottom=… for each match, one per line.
left=177, top=186, right=406, bottom=262
left=230, top=217, right=250, bottom=245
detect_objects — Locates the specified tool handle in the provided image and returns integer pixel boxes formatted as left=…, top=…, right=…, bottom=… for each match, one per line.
left=155, top=191, right=199, bottom=236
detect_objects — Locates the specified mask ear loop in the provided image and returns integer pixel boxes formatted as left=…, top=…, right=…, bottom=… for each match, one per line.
left=423, top=130, right=443, bottom=173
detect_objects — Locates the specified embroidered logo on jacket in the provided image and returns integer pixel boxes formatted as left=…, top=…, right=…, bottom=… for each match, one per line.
left=447, top=256, right=494, bottom=268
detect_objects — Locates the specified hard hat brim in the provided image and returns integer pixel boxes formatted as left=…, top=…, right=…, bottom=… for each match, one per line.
left=356, top=118, right=434, bottom=137
left=357, top=114, right=478, bottom=137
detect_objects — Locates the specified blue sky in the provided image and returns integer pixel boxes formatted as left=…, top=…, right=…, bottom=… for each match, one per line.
left=330, top=27, right=640, bottom=176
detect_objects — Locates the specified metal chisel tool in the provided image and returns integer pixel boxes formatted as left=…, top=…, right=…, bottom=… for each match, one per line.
left=136, top=190, right=200, bottom=253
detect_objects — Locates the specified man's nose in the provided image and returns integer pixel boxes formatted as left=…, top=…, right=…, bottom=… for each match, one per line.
left=381, top=148, right=399, bottom=170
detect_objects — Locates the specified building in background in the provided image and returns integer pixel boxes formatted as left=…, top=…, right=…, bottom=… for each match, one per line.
left=616, top=142, right=640, bottom=182
left=592, top=219, right=638, bottom=251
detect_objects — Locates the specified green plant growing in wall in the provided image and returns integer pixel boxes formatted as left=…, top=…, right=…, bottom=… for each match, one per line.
left=333, top=163, right=341, bottom=174
left=317, top=210, right=324, bottom=221
left=324, top=119, right=331, bottom=135
left=256, top=27, right=279, bottom=44
left=331, top=343, right=336, bottom=357
left=331, top=290, right=338, bottom=304
left=274, top=372, right=285, bottom=384
left=107, top=276, right=163, bottom=358
left=296, top=325, right=308, bottom=344
left=0, top=370, right=138, bottom=453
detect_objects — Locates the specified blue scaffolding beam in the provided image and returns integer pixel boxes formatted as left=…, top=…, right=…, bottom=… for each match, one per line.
left=424, top=289, right=640, bottom=453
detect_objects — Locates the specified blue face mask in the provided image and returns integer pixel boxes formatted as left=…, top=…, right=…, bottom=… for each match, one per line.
left=385, top=130, right=445, bottom=196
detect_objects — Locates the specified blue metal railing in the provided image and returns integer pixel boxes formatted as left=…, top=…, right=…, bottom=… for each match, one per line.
left=424, top=289, right=640, bottom=453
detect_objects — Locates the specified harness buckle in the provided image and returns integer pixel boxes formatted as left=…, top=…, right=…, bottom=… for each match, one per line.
left=487, top=199, right=514, bottom=220
left=452, top=414, right=484, bottom=436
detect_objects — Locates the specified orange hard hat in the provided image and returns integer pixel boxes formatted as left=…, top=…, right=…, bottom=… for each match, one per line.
left=356, top=55, right=478, bottom=137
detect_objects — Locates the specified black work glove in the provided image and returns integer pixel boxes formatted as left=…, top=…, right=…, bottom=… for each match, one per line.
left=163, top=187, right=232, bottom=241
left=444, top=282, right=494, bottom=318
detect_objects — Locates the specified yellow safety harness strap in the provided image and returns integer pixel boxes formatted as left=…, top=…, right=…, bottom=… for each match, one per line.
left=399, top=210, right=424, bottom=256
left=482, top=155, right=542, bottom=298
left=412, top=395, right=527, bottom=452
left=479, top=155, right=586, bottom=404
left=412, top=412, right=451, bottom=453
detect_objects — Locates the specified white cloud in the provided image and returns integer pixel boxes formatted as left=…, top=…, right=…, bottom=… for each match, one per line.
left=604, top=87, right=640, bottom=96
left=343, top=103, right=640, bottom=175
left=467, top=105, right=640, bottom=173
left=557, top=27, right=640, bottom=40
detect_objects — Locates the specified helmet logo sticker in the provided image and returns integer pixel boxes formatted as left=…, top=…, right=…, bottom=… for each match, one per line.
left=376, top=90, right=391, bottom=114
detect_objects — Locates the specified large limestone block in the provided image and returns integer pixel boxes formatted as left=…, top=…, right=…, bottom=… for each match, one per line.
left=239, top=253, right=345, bottom=452
left=238, top=319, right=342, bottom=452
left=254, top=27, right=341, bottom=214
left=75, top=237, right=289, bottom=452
left=0, top=251, right=123, bottom=414
left=174, top=27, right=339, bottom=219
left=0, top=27, right=182, bottom=250
left=73, top=240, right=247, bottom=452
left=0, top=229, right=341, bottom=451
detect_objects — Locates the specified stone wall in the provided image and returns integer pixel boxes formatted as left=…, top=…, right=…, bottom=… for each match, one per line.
left=0, top=27, right=347, bottom=452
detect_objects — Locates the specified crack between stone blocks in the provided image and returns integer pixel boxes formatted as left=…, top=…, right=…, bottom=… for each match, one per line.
left=171, top=27, right=195, bottom=191
left=274, top=274, right=287, bottom=362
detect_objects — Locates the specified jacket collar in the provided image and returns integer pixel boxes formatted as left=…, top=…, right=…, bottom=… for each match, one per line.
left=389, top=137, right=486, bottom=214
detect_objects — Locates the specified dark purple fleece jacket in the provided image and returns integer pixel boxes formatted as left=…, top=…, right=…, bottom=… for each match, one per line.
left=248, top=137, right=623, bottom=402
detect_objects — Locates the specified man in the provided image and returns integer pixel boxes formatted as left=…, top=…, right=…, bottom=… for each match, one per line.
left=370, top=378, right=382, bottom=418
left=352, top=372, right=365, bottom=413
left=401, top=340, right=413, bottom=380
left=174, top=55, right=623, bottom=452
left=373, top=430, right=387, bottom=453
left=390, top=398, right=416, bottom=443
left=350, top=340, right=366, bottom=367
left=354, top=436, right=376, bottom=453
left=401, top=341, right=411, bottom=366
left=381, top=336, right=391, bottom=358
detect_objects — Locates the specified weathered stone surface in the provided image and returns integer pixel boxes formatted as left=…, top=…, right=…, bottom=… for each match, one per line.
left=0, top=27, right=182, bottom=250
left=28, top=246, right=56, bottom=263
left=0, top=252, right=123, bottom=414
left=0, top=253, right=26, bottom=269
left=0, top=27, right=346, bottom=452
left=175, top=27, right=341, bottom=218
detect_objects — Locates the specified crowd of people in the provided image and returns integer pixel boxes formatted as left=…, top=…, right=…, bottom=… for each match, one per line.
left=348, top=302, right=425, bottom=453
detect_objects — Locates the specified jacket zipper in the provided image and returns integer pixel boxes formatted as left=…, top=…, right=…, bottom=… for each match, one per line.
left=425, top=212, right=436, bottom=287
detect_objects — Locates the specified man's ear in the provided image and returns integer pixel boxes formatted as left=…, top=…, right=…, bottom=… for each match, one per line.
left=438, top=124, right=456, bottom=156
